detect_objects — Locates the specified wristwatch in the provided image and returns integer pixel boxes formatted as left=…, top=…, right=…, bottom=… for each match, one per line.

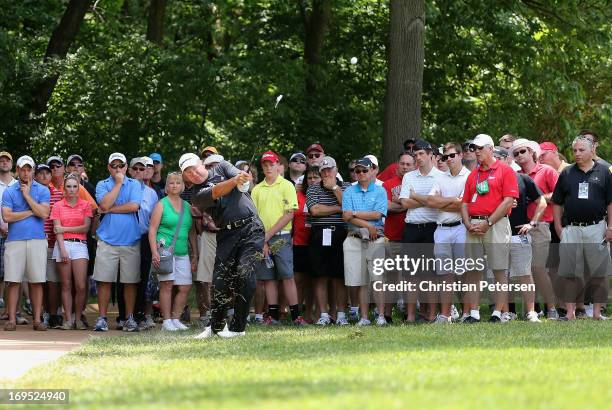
left=332, top=185, right=338, bottom=191
left=529, top=221, right=537, bottom=227
left=352, top=210, right=357, bottom=218
left=487, top=219, right=493, bottom=227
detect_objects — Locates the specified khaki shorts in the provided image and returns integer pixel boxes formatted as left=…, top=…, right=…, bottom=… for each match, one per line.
left=46, top=247, right=60, bottom=283
left=509, top=235, right=532, bottom=277
left=3, top=239, right=47, bottom=283
left=93, top=240, right=141, bottom=283
left=466, top=217, right=511, bottom=271
left=530, top=222, right=551, bottom=269
left=195, top=231, right=216, bottom=283
left=343, top=236, right=386, bottom=287
left=558, top=221, right=612, bottom=278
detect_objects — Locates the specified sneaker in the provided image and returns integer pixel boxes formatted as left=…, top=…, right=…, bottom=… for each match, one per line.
left=16, top=313, right=29, bottom=325
left=76, top=320, right=88, bottom=330
left=22, top=300, right=33, bottom=316
left=42, top=312, right=50, bottom=327
left=375, top=314, right=388, bottom=326
left=315, top=315, right=331, bottom=326
left=218, top=329, right=245, bottom=338
left=140, top=315, right=156, bottom=330
left=500, top=312, right=512, bottom=323
left=575, top=309, right=587, bottom=319
left=547, top=309, right=559, bottom=320
left=348, top=309, right=360, bottom=323
left=123, top=316, right=139, bottom=332
left=526, top=311, right=541, bottom=323
left=434, top=314, right=451, bottom=324
left=450, top=305, right=460, bottom=321
left=293, top=316, right=309, bottom=326
left=489, top=315, right=501, bottom=323
left=172, top=319, right=189, bottom=330
left=115, top=320, right=125, bottom=331
left=50, top=314, right=63, bottom=329
left=594, top=315, right=608, bottom=321
left=94, top=317, right=109, bottom=332
left=463, top=316, right=480, bottom=324
left=162, top=320, right=179, bottom=331
left=80, top=314, right=90, bottom=329
left=335, top=316, right=349, bottom=326
left=194, top=326, right=214, bottom=339
left=262, top=316, right=280, bottom=326
left=356, top=318, right=371, bottom=327
left=60, top=320, right=74, bottom=330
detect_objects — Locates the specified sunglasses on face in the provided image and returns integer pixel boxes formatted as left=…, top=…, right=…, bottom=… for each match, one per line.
left=67, top=162, right=83, bottom=168
left=132, top=167, right=145, bottom=172
left=348, top=168, right=355, bottom=173
left=354, top=168, right=369, bottom=174
left=468, top=145, right=485, bottom=152
left=290, top=158, right=306, bottom=164
left=513, top=149, right=528, bottom=156
left=441, top=152, right=458, bottom=161
left=307, top=153, right=322, bottom=159
left=50, top=164, right=63, bottom=169
left=110, top=163, right=126, bottom=169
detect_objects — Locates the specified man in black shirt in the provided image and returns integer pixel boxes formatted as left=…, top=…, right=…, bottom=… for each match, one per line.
left=552, top=136, right=612, bottom=320
left=180, top=153, right=265, bottom=338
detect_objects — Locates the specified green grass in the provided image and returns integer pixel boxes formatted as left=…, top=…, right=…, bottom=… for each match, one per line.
left=5, top=321, right=612, bottom=410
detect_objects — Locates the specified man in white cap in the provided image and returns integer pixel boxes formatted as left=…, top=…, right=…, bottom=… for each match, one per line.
left=461, top=134, right=519, bottom=323
left=288, top=152, right=307, bottom=185
left=1, top=155, right=50, bottom=331
left=179, top=153, right=263, bottom=338
left=92, top=153, right=143, bottom=332
left=512, top=138, right=559, bottom=319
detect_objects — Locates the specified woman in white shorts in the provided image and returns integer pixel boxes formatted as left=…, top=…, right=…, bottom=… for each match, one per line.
left=149, top=172, right=197, bottom=331
left=51, top=174, right=93, bottom=330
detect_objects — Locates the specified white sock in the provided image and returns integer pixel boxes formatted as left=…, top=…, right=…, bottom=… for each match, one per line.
left=163, top=319, right=174, bottom=327
left=321, top=312, right=330, bottom=318
left=470, top=309, right=480, bottom=320
left=492, top=310, right=501, bottom=318
left=255, top=313, right=263, bottom=320
left=337, top=311, right=346, bottom=320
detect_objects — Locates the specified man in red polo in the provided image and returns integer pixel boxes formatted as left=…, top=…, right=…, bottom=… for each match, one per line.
left=512, top=138, right=559, bottom=319
left=461, top=134, right=519, bottom=323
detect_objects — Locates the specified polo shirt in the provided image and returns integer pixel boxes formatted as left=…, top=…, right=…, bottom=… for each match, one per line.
left=399, top=166, right=444, bottom=223
left=44, top=183, right=64, bottom=247
left=378, top=163, right=398, bottom=182
left=1, top=180, right=50, bottom=241
left=251, top=175, right=298, bottom=232
left=510, top=174, right=543, bottom=236
left=95, top=176, right=142, bottom=246
left=428, top=166, right=470, bottom=224
left=293, top=191, right=310, bottom=246
left=138, top=183, right=159, bottom=235
left=462, top=159, right=519, bottom=217
left=382, top=175, right=406, bottom=241
left=0, top=177, right=17, bottom=238
left=306, top=180, right=350, bottom=227
left=521, top=163, right=558, bottom=222
left=342, top=181, right=387, bottom=231
left=551, top=161, right=612, bottom=223
left=50, top=198, right=93, bottom=240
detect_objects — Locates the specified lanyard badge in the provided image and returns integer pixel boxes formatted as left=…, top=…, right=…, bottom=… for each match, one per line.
left=475, top=169, right=493, bottom=195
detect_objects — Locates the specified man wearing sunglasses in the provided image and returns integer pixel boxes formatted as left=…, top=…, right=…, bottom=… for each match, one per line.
left=305, top=144, right=325, bottom=167
left=288, top=152, right=307, bottom=185
left=66, top=154, right=96, bottom=199
left=92, top=152, right=143, bottom=332
left=512, top=139, right=559, bottom=320
left=461, top=134, right=518, bottom=323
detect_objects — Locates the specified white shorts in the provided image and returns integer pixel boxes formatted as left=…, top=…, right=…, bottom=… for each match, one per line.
left=52, top=240, right=89, bottom=262
left=157, top=255, right=193, bottom=286
left=433, top=224, right=466, bottom=275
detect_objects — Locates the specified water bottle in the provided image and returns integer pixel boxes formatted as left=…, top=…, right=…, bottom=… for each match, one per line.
left=265, top=255, right=275, bottom=269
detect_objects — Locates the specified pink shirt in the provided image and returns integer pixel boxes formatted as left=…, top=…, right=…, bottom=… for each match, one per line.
left=50, top=198, right=93, bottom=241
left=524, top=163, right=558, bottom=222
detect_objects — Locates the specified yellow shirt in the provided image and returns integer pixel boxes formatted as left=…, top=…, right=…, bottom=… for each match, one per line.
left=251, top=175, right=298, bottom=232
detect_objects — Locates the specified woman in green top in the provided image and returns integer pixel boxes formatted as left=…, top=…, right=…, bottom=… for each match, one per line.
left=149, top=172, right=198, bottom=331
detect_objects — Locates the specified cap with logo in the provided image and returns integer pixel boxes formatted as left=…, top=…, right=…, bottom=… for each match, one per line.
left=306, top=143, right=324, bottom=154
left=472, top=134, right=495, bottom=148
left=290, top=152, right=306, bottom=162
left=35, top=163, right=51, bottom=173
left=66, top=154, right=83, bottom=164
left=260, top=151, right=279, bottom=164
left=108, top=152, right=127, bottom=164
left=0, top=151, right=12, bottom=161
left=364, top=154, right=379, bottom=168
left=354, top=157, right=373, bottom=169
left=539, top=142, right=558, bottom=152
left=319, top=156, right=337, bottom=171
left=179, top=153, right=200, bottom=172
left=140, top=156, right=154, bottom=167
left=16, top=155, right=35, bottom=168
left=46, top=156, right=63, bottom=166
left=150, top=153, right=163, bottom=163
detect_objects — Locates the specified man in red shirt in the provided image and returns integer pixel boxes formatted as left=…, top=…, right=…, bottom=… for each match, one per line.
left=512, top=138, right=559, bottom=319
left=461, top=134, right=519, bottom=323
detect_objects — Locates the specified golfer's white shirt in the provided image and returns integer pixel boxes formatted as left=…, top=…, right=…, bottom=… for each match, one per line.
left=399, top=166, right=444, bottom=224
left=428, top=166, right=470, bottom=224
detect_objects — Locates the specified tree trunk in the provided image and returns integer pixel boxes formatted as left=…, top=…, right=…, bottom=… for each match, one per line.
left=301, top=0, right=331, bottom=95
left=146, top=0, right=166, bottom=44
left=382, top=0, right=425, bottom=168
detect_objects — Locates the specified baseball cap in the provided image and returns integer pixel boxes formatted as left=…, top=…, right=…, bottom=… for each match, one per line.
left=66, top=154, right=83, bottom=164
left=364, top=154, right=379, bottom=167
left=150, top=153, right=163, bottom=163
left=140, top=156, right=154, bottom=167
left=290, top=152, right=306, bottom=162
left=354, top=157, right=373, bottom=169
left=35, top=164, right=51, bottom=173
left=46, top=156, right=63, bottom=166
left=493, top=146, right=510, bottom=158
left=319, top=156, right=337, bottom=171
left=0, top=151, right=12, bottom=161
left=130, top=157, right=145, bottom=168
left=539, top=142, right=558, bottom=152
left=179, top=153, right=200, bottom=172
left=260, top=151, right=279, bottom=164
left=235, top=160, right=248, bottom=169
left=16, top=155, right=35, bottom=168
left=200, top=146, right=218, bottom=156
left=108, top=152, right=127, bottom=164
left=306, top=143, right=324, bottom=154
left=472, top=134, right=495, bottom=148
left=204, top=154, right=224, bottom=166
left=413, top=139, right=433, bottom=151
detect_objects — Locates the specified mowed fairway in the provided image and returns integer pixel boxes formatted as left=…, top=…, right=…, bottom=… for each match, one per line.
left=5, top=321, right=612, bottom=410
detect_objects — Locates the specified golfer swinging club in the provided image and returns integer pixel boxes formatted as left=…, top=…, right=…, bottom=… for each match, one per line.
left=180, top=153, right=264, bottom=339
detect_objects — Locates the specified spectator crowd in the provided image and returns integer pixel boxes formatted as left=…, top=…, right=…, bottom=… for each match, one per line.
left=0, top=129, right=611, bottom=333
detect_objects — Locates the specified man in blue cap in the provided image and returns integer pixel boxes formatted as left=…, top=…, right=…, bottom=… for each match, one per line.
left=149, top=153, right=165, bottom=194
